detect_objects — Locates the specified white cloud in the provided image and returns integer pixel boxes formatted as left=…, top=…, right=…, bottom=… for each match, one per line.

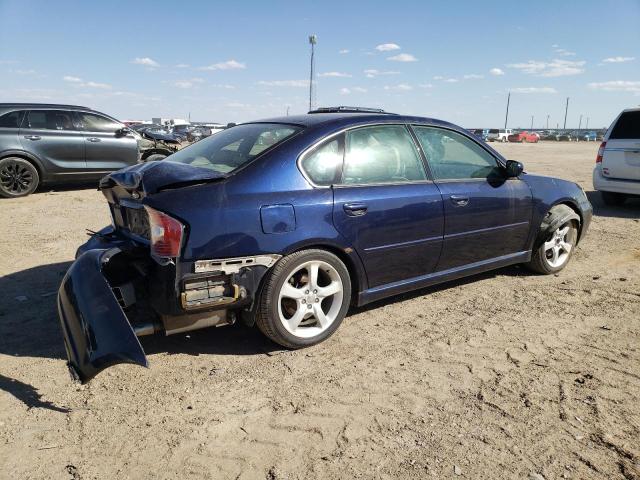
left=434, top=76, right=458, bottom=82
left=257, top=80, right=309, bottom=87
left=319, top=71, right=352, bottom=78
left=364, top=69, right=400, bottom=78
left=490, top=67, right=505, bottom=76
left=375, top=43, right=401, bottom=52
left=554, top=48, right=575, bottom=57
left=199, top=59, right=246, bottom=71
left=510, top=87, right=558, bottom=94
left=173, top=78, right=205, bottom=89
left=131, top=57, right=159, bottom=68
left=419, top=83, right=433, bottom=88
left=63, top=76, right=111, bottom=89
left=507, top=59, right=585, bottom=77
left=602, top=56, right=635, bottom=63
left=463, top=74, right=484, bottom=79
left=339, top=49, right=350, bottom=54
left=384, top=83, right=412, bottom=91
left=387, top=53, right=418, bottom=62
left=588, top=81, right=640, bottom=93
left=339, top=87, right=351, bottom=95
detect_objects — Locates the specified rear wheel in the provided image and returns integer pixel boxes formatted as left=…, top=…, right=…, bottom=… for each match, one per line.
left=601, top=191, right=627, bottom=206
left=256, top=249, right=351, bottom=349
left=0, top=157, right=39, bottom=198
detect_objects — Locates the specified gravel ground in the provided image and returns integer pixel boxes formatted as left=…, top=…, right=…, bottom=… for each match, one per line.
left=1, top=142, right=639, bottom=480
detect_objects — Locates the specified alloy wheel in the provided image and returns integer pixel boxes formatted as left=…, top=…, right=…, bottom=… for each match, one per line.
left=0, top=160, right=34, bottom=195
left=277, top=260, right=344, bottom=338
left=544, top=224, right=572, bottom=268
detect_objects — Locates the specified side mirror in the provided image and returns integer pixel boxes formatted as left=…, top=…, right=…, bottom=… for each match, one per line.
left=505, top=160, right=524, bottom=178
left=115, top=127, right=131, bottom=137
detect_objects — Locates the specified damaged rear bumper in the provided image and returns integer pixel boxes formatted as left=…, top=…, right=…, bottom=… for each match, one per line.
left=57, top=248, right=148, bottom=383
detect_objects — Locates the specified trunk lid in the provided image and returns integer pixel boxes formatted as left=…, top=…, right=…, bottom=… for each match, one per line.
left=602, top=110, right=640, bottom=181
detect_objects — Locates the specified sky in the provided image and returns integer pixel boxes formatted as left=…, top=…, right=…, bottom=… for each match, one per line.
left=1, top=0, right=639, bottom=129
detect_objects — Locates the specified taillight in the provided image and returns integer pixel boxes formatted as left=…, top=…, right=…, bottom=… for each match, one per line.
left=144, top=206, right=184, bottom=259
left=596, top=141, right=606, bottom=163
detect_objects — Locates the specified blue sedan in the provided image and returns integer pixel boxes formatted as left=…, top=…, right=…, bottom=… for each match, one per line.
left=57, top=106, right=592, bottom=382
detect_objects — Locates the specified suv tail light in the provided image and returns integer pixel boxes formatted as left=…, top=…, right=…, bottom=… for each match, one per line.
left=596, top=141, right=606, bottom=163
left=144, top=206, right=184, bottom=259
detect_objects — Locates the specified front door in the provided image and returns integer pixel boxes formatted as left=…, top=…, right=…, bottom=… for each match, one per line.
left=75, top=111, right=139, bottom=172
left=331, top=124, right=444, bottom=288
left=412, top=126, right=532, bottom=271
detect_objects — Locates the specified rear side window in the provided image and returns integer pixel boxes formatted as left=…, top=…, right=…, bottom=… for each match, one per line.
left=26, top=110, right=77, bottom=130
left=342, top=125, right=426, bottom=185
left=0, top=110, right=25, bottom=128
left=413, top=126, right=500, bottom=180
left=76, top=112, right=121, bottom=133
left=610, top=111, right=640, bottom=139
left=300, top=136, right=343, bottom=186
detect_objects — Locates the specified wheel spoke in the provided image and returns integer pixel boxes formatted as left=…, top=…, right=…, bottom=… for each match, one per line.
left=559, top=241, right=572, bottom=253
left=317, top=281, right=341, bottom=298
left=313, top=304, right=329, bottom=328
left=281, top=282, right=304, bottom=300
left=558, top=226, right=569, bottom=237
left=551, top=246, right=560, bottom=265
left=286, top=306, right=306, bottom=330
left=308, top=262, right=319, bottom=290
left=544, top=240, right=555, bottom=252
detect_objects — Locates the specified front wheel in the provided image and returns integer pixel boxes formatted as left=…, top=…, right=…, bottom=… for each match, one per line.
left=256, top=249, right=351, bottom=348
left=0, top=157, right=39, bottom=198
left=526, top=206, right=579, bottom=274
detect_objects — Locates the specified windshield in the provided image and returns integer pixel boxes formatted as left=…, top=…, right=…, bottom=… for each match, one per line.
left=166, top=123, right=301, bottom=173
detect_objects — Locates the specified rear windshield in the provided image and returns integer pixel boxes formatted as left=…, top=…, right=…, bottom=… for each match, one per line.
left=166, top=123, right=301, bottom=174
left=610, top=111, right=640, bottom=139
left=489, top=129, right=499, bottom=134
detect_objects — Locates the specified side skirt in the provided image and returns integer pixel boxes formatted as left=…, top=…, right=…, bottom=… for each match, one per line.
left=356, top=251, right=531, bottom=306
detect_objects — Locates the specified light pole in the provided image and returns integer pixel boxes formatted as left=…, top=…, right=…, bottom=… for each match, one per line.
left=546, top=114, right=550, bottom=129
left=586, top=117, right=589, bottom=130
left=530, top=115, right=534, bottom=130
left=563, top=97, right=569, bottom=130
left=308, top=35, right=317, bottom=111
left=578, top=114, right=583, bottom=130
left=504, top=92, right=511, bottom=129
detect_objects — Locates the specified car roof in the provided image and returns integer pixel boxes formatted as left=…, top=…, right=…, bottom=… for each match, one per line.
left=246, top=112, right=461, bottom=130
left=0, top=103, right=92, bottom=110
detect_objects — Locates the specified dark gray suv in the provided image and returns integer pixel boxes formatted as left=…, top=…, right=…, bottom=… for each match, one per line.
left=0, top=103, right=139, bottom=198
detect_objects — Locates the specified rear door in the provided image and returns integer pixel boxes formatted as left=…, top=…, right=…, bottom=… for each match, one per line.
left=330, top=124, right=444, bottom=288
left=602, top=110, right=640, bottom=180
left=412, top=126, right=532, bottom=271
left=75, top=111, right=139, bottom=171
left=19, top=109, right=86, bottom=173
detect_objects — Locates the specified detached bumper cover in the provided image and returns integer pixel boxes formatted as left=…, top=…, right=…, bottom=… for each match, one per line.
left=57, top=248, right=148, bottom=383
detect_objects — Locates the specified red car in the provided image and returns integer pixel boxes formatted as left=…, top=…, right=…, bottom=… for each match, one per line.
left=508, top=131, right=539, bottom=143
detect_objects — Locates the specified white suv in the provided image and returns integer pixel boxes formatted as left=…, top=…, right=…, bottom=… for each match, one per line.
left=487, top=128, right=513, bottom=142
left=593, top=108, right=640, bottom=205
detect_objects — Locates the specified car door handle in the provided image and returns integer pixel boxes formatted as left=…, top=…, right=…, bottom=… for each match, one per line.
left=450, top=195, right=469, bottom=206
left=343, top=202, right=368, bottom=217
left=23, top=135, right=41, bottom=141
left=86, top=137, right=101, bottom=142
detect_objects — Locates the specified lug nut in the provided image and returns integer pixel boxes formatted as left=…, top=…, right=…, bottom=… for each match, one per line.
left=302, top=299, right=306, bottom=304
left=305, top=290, right=309, bottom=294
left=307, top=304, right=312, bottom=309
left=315, top=298, right=319, bottom=302
left=313, top=289, right=317, bottom=294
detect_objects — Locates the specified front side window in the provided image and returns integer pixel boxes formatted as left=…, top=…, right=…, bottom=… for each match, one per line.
left=26, top=110, right=77, bottom=130
left=76, top=112, right=121, bottom=133
left=167, top=123, right=301, bottom=174
left=342, top=125, right=426, bottom=185
left=0, top=110, right=25, bottom=128
left=300, top=136, right=343, bottom=186
left=413, top=126, right=500, bottom=181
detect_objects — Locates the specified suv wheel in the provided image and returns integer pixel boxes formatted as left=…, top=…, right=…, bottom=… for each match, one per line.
left=601, top=191, right=627, bottom=206
left=0, top=157, right=39, bottom=198
left=257, top=249, right=351, bottom=348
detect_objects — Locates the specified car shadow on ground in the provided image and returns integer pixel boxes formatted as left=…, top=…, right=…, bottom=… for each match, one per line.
left=586, top=190, right=640, bottom=219
left=35, top=181, right=100, bottom=194
left=0, top=260, right=531, bottom=364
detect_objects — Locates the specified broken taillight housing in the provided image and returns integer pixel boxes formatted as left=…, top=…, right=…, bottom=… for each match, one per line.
left=144, top=206, right=184, bottom=259
left=596, top=141, right=606, bottom=163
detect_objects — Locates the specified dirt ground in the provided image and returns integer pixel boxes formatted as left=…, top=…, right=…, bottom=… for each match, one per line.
left=1, top=142, right=639, bottom=480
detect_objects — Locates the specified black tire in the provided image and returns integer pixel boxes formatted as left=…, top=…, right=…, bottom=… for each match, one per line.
left=256, top=249, right=351, bottom=349
left=0, top=157, right=39, bottom=198
left=143, top=153, right=167, bottom=162
left=526, top=205, right=579, bottom=274
left=601, top=191, right=627, bottom=206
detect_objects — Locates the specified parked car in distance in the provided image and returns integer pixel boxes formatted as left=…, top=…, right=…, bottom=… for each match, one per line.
left=487, top=128, right=513, bottom=142
left=0, top=103, right=140, bottom=198
left=593, top=107, right=640, bottom=205
left=508, top=131, right=539, bottom=143
left=580, top=131, right=597, bottom=142
left=57, top=106, right=593, bottom=383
